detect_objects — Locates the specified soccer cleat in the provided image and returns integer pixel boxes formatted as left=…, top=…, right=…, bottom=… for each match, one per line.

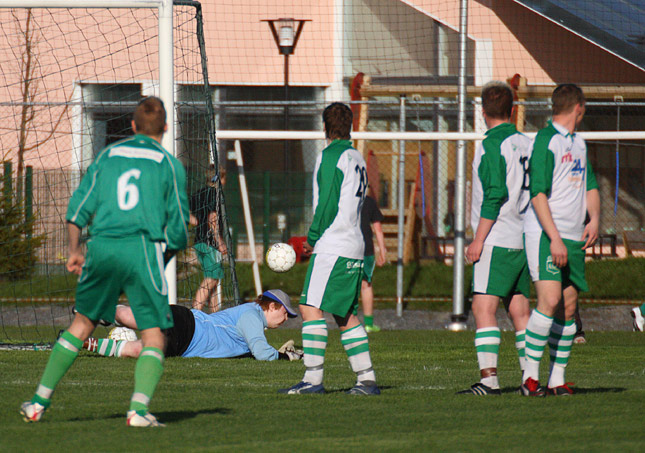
left=83, top=337, right=98, bottom=352
left=126, top=410, right=165, bottom=427
left=365, top=324, right=381, bottom=333
left=20, top=401, right=46, bottom=423
left=547, top=382, right=574, bottom=396
left=278, top=381, right=325, bottom=394
left=573, top=331, right=587, bottom=344
left=631, top=307, right=644, bottom=332
left=520, top=377, right=545, bottom=397
left=347, top=381, right=381, bottom=395
left=457, top=382, right=501, bottom=396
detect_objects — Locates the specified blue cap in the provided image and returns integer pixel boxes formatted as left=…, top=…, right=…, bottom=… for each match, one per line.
left=262, top=289, right=297, bottom=318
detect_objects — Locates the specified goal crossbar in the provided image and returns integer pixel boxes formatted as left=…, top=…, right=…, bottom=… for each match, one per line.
left=0, top=1, right=165, bottom=7
left=216, top=130, right=645, bottom=141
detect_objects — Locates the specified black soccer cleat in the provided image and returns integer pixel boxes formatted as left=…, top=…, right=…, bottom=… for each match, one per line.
left=457, top=382, right=501, bottom=396
left=520, top=377, right=546, bottom=397
left=547, top=382, right=574, bottom=396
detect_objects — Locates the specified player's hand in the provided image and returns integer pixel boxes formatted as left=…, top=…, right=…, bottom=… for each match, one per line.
left=466, top=239, right=484, bottom=264
left=376, top=249, right=387, bottom=266
left=278, top=339, right=295, bottom=353
left=66, top=252, right=85, bottom=275
left=550, top=237, right=568, bottom=268
left=581, top=219, right=599, bottom=250
left=303, top=242, right=313, bottom=257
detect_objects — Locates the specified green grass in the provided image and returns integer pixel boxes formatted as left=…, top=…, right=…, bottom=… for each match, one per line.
left=2, top=330, right=644, bottom=451
left=4, top=257, right=645, bottom=301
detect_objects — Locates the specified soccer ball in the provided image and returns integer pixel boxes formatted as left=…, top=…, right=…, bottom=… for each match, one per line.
left=108, top=327, right=138, bottom=342
left=265, top=242, right=297, bottom=273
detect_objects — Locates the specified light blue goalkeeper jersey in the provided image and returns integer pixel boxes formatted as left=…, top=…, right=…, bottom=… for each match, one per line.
left=182, top=303, right=279, bottom=360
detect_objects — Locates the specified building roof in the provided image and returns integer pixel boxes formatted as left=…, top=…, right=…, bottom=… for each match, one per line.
left=513, top=0, right=645, bottom=71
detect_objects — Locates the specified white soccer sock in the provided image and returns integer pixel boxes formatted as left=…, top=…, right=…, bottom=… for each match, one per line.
left=523, top=309, right=554, bottom=382
left=341, top=324, right=376, bottom=384
left=515, top=329, right=526, bottom=372
left=475, top=327, right=501, bottom=389
left=548, top=319, right=576, bottom=388
left=302, top=319, right=327, bottom=386
left=94, top=338, right=126, bottom=357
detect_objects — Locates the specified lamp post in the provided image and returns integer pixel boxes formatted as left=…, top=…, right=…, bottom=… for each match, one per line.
left=263, top=18, right=309, bottom=172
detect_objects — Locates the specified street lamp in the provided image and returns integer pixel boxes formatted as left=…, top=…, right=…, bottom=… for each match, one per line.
left=263, top=18, right=309, bottom=171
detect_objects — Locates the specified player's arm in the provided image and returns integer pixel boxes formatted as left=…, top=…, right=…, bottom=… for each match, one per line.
left=372, top=221, right=387, bottom=266
left=237, top=311, right=280, bottom=361
left=208, top=211, right=227, bottom=255
left=66, top=222, right=84, bottom=275
left=467, top=143, right=508, bottom=263
left=307, top=153, right=342, bottom=249
left=582, top=161, right=600, bottom=249
left=529, top=135, right=567, bottom=267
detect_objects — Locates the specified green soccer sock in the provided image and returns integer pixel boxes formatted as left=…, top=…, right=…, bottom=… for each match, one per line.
left=341, top=324, right=376, bottom=384
left=364, top=315, right=374, bottom=327
left=32, top=330, right=83, bottom=408
left=548, top=319, right=576, bottom=388
left=475, top=327, right=501, bottom=388
left=302, top=319, right=327, bottom=385
left=129, top=347, right=165, bottom=416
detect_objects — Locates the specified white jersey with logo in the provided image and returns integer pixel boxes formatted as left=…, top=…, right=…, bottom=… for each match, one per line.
left=524, top=121, right=598, bottom=241
left=471, top=123, right=531, bottom=249
left=307, top=139, right=367, bottom=259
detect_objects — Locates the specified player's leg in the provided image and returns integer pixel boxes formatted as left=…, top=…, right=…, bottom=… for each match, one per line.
left=208, top=279, right=221, bottom=313
left=466, top=294, right=502, bottom=393
left=507, top=293, right=530, bottom=376
left=84, top=337, right=142, bottom=358
left=21, top=313, right=97, bottom=422
left=280, top=254, right=329, bottom=394
left=546, top=284, right=578, bottom=395
left=115, top=304, right=137, bottom=328
left=337, top=312, right=379, bottom=395
left=631, top=302, right=645, bottom=332
left=124, top=239, right=173, bottom=426
left=361, top=254, right=380, bottom=332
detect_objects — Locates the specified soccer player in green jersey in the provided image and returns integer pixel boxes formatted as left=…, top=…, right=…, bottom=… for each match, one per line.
left=279, top=102, right=379, bottom=395
left=21, top=97, right=189, bottom=426
left=458, top=81, right=532, bottom=396
left=521, top=84, right=600, bottom=396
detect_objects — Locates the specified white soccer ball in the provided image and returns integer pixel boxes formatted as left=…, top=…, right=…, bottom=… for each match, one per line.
left=265, top=242, right=297, bottom=273
left=108, top=327, right=138, bottom=342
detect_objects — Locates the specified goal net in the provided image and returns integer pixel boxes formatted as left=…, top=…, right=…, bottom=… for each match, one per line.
left=0, top=1, right=240, bottom=348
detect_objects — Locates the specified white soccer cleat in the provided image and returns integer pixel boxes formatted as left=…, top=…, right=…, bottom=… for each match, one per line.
left=631, top=307, right=644, bottom=332
left=126, top=410, right=165, bottom=427
left=20, top=401, right=46, bottom=423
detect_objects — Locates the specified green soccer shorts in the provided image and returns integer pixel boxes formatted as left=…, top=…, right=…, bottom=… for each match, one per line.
left=300, top=253, right=363, bottom=317
left=74, top=236, right=174, bottom=331
left=472, top=244, right=530, bottom=298
left=194, top=242, right=224, bottom=280
left=525, top=231, right=588, bottom=292
left=362, top=254, right=376, bottom=283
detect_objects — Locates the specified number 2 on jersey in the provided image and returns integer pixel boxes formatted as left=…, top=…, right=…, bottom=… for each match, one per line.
left=354, top=165, right=367, bottom=201
left=117, top=169, right=142, bottom=211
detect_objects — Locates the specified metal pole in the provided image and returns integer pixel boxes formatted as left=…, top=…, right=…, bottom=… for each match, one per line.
left=159, top=0, right=177, bottom=305
left=284, top=54, right=290, bottom=172
left=448, top=0, right=469, bottom=331
left=396, top=95, right=406, bottom=317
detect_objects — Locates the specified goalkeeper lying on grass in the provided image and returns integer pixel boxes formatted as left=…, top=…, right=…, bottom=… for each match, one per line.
left=83, top=289, right=303, bottom=361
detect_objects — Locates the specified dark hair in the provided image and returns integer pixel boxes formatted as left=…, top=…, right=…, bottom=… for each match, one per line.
left=256, top=294, right=279, bottom=311
left=552, top=84, right=585, bottom=115
left=323, top=102, right=353, bottom=140
left=133, top=96, right=166, bottom=136
left=481, top=81, right=513, bottom=119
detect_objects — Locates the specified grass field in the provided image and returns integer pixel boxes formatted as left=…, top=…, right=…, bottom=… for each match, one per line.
left=2, top=329, right=644, bottom=451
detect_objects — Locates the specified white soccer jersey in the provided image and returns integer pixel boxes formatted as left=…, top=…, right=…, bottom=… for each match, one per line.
left=524, top=121, right=598, bottom=241
left=471, top=123, right=531, bottom=249
left=307, top=139, right=367, bottom=259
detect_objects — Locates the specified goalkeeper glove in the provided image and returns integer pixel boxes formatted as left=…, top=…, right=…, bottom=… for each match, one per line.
left=278, top=349, right=303, bottom=361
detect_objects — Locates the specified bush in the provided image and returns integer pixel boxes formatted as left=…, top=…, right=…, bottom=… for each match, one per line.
left=0, top=190, right=44, bottom=281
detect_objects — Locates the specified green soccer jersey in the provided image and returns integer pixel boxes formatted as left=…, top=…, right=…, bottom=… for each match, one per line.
left=66, top=134, right=189, bottom=251
left=307, top=139, right=367, bottom=259
left=524, top=121, right=598, bottom=241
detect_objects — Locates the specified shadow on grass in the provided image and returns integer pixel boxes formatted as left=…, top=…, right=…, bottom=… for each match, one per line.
left=326, top=385, right=394, bottom=394
left=71, top=407, right=232, bottom=422
left=499, top=386, right=627, bottom=395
